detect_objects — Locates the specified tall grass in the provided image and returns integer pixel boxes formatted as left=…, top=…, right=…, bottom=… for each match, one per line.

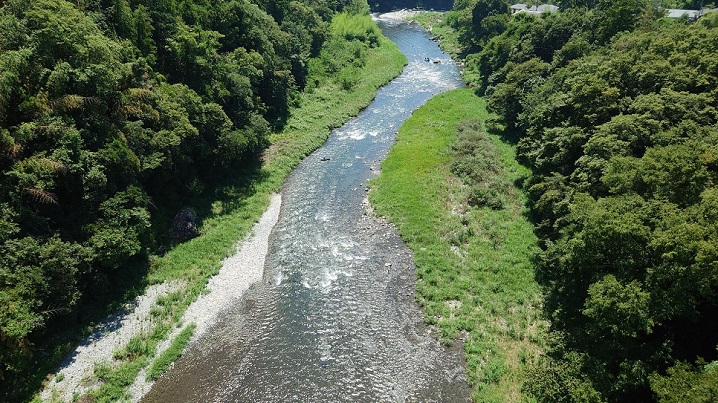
left=331, top=12, right=383, bottom=46
left=369, top=89, right=547, bottom=402
left=38, top=14, right=407, bottom=401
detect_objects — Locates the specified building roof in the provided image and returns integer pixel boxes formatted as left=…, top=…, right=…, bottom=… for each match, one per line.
left=536, top=4, right=559, bottom=13
left=512, top=4, right=559, bottom=15
left=666, top=9, right=701, bottom=19
left=665, top=8, right=718, bottom=19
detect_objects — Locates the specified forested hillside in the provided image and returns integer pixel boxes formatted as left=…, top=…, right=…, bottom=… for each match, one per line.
left=0, top=0, right=378, bottom=399
left=439, top=0, right=718, bottom=401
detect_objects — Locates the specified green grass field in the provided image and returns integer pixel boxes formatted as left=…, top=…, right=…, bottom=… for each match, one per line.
left=369, top=89, right=547, bottom=402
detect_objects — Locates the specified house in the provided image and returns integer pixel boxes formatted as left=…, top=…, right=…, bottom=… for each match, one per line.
left=665, top=8, right=718, bottom=21
left=511, top=4, right=559, bottom=16
left=511, top=4, right=528, bottom=14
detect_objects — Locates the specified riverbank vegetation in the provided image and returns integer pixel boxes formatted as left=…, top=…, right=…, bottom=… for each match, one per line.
left=418, top=1, right=718, bottom=401
left=370, top=89, right=548, bottom=401
left=0, top=0, right=406, bottom=400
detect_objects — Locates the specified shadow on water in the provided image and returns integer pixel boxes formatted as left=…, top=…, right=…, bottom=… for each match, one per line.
left=144, top=15, right=471, bottom=402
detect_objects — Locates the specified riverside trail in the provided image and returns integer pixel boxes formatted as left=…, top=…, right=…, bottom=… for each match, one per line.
left=143, top=13, right=469, bottom=402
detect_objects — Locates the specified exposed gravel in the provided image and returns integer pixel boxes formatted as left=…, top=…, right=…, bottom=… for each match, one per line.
left=40, top=194, right=282, bottom=402
left=40, top=280, right=186, bottom=402
left=129, top=193, right=282, bottom=401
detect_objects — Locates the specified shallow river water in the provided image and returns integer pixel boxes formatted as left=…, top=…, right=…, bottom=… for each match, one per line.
left=144, top=15, right=469, bottom=402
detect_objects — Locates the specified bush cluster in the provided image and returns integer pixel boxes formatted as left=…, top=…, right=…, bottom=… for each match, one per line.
left=450, top=119, right=509, bottom=209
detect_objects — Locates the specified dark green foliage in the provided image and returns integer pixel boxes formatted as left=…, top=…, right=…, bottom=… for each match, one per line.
left=470, top=0, right=510, bottom=48
left=0, top=0, right=356, bottom=399
left=447, top=0, right=511, bottom=52
left=446, top=1, right=718, bottom=400
left=525, top=22, right=718, bottom=403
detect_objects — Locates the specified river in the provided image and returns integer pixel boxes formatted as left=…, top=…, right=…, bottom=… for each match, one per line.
left=143, top=14, right=469, bottom=402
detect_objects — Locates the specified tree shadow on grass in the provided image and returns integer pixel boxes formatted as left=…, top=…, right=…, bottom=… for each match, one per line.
left=190, top=154, right=270, bottom=224
left=16, top=254, right=152, bottom=403
left=486, top=117, right=523, bottom=146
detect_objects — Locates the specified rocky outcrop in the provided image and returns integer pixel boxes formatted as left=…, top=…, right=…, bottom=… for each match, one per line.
left=171, top=208, right=200, bottom=243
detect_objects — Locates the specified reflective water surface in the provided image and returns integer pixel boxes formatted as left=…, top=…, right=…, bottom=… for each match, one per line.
left=144, top=16, right=469, bottom=402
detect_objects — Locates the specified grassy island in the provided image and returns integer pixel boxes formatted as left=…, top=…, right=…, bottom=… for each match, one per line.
left=370, top=88, right=547, bottom=402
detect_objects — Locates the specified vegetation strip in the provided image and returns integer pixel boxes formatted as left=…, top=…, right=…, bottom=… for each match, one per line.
left=36, top=13, right=406, bottom=402
left=146, top=324, right=195, bottom=382
left=369, top=88, right=547, bottom=402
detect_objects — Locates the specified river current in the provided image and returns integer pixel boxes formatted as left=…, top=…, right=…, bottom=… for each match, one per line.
left=144, top=15, right=469, bottom=402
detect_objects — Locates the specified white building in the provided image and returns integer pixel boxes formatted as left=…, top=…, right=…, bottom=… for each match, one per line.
left=511, top=4, right=559, bottom=16
left=665, top=8, right=717, bottom=20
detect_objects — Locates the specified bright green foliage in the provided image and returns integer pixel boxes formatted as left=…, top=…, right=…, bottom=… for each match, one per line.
left=304, top=12, right=384, bottom=92
left=331, top=12, right=382, bottom=46
left=146, top=324, right=195, bottom=381
left=699, top=10, right=718, bottom=28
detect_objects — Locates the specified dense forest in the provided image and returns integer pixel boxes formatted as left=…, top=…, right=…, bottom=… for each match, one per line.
left=0, top=0, right=380, bottom=399
left=440, top=0, right=718, bottom=401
